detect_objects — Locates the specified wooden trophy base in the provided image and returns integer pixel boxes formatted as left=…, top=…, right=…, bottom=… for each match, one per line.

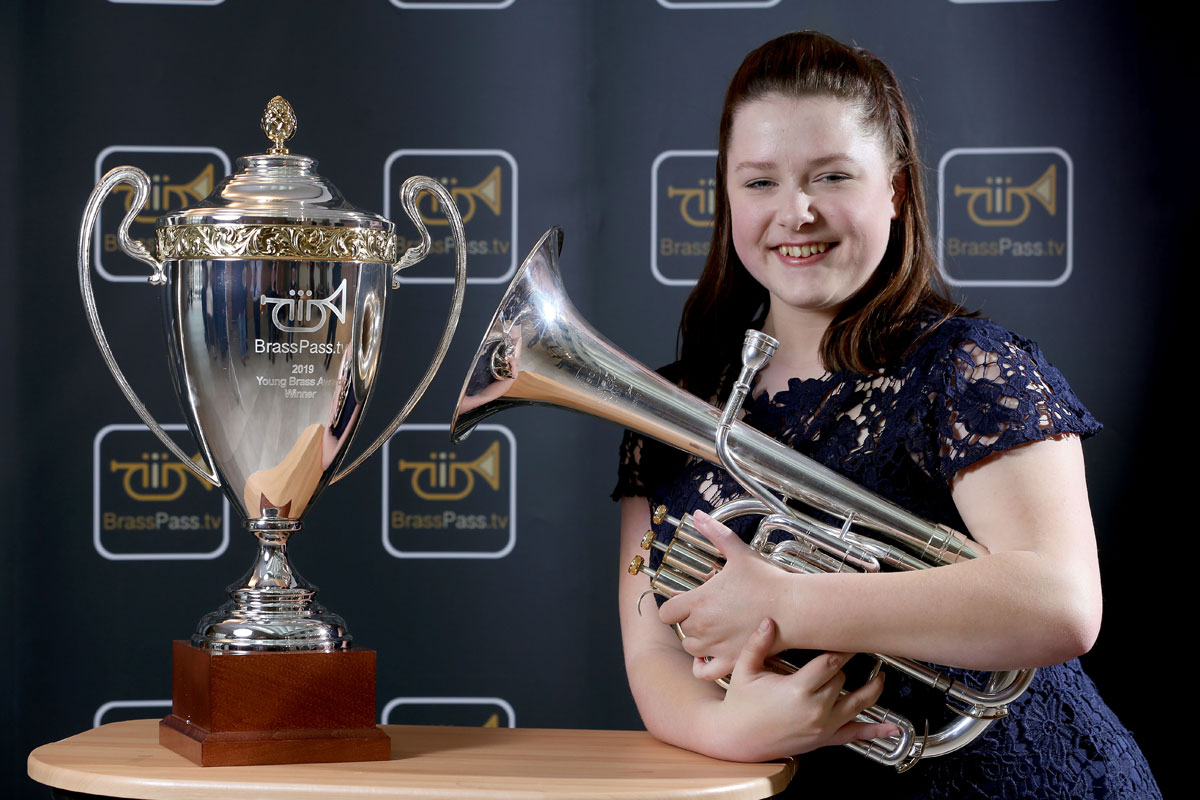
left=159, top=640, right=390, bottom=767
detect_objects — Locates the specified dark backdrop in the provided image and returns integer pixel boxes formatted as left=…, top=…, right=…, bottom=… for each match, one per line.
left=4, top=1, right=1185, bottom=797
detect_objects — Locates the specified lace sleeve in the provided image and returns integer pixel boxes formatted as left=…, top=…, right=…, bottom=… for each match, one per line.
left=611, top=429, right=650, bottom=500
left=611, top=362, right=690, bottom=501
left=610, top=427, right=692, bottom=501
left=927, top=322, right=1102, bottom=482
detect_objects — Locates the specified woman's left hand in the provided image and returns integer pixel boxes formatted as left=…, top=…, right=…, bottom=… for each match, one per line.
left=658, top=509, right=793, bottom=679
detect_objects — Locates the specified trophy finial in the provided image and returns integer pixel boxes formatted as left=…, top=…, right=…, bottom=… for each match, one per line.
left=261, top=96, right=297, bottom=155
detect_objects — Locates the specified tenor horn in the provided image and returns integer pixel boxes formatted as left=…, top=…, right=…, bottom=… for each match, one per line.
left=451, top=228, right=1035, bottom=771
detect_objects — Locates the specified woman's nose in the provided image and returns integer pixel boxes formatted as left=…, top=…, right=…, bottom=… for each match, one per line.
left=778, top=191, right=815, bottom=230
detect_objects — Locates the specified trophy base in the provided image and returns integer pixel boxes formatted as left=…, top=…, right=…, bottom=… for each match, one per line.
left=192, top=598, right=353, bottom=652
left=159, top=640, right=389, bottom=767
left=191, top=526, right=355, bottom=652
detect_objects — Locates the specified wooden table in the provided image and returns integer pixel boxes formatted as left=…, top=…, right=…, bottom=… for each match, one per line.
left=28, top=720, right=795, bottom=799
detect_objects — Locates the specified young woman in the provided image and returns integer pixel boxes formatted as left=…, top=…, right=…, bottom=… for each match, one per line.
left=613, top=32, right=1159, bottom=799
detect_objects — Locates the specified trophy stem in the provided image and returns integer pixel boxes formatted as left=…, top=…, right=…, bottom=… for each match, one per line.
left=242, top=524, right=309, bottom=592
left=191, top=521, right=352, bottom=652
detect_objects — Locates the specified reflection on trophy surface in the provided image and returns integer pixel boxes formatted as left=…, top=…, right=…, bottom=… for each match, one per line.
left=78, top=97, right=468, bottom=765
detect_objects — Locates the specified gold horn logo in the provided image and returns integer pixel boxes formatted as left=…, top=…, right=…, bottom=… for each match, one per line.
left=163, top=163, right=215, bottom=215
left=110, top=451, right=213, bottom=502
left=418, top=165, right=503, bottom=226
left=954, top=163, right=1056, bottom=227
left=398, top=440, right=502, bottom=501
left=668, top=178, right=716, bottom=228
left=113, top=163, right=216, bottom=225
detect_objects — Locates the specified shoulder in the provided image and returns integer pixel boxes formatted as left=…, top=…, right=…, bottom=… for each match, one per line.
left=909, top=316, right=1070, bottom=392
left=902, top=314, right=1102, bottom=479
left=909, top=314, right=1027, bottom=363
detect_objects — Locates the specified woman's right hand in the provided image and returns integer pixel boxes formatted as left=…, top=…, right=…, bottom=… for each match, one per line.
left=619, top=498, right=896, bottom=763
left=706, top=617, right=899, bottom=762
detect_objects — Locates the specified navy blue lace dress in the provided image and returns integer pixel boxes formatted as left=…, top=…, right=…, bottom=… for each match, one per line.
left=613, top=316, right=1160, bottom=799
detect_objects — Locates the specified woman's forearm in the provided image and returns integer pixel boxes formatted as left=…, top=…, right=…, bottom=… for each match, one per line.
left=770, top=551, right=1099, bottom=670
left=624, top=639, right=730, bottom=757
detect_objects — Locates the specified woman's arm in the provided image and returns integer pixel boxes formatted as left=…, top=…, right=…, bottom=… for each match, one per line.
left=658, top=434, right=1103, bottom=677
left=618, top=497, right=897, bottom=761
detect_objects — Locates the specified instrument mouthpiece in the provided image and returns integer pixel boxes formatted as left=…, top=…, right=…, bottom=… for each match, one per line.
left=741, top=330, right=779, bottom=372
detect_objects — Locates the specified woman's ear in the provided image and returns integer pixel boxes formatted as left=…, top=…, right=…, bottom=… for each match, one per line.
left=890, top=170, right=908, bottom=220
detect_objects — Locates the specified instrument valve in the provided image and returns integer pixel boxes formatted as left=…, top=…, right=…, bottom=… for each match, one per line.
left=652, top=505, right=668, bottom=525
left=628, top=555, right=645, bottom=576
left=640, top=530, right=655, bottom=550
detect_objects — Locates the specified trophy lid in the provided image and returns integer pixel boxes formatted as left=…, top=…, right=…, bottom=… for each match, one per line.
left=155, top=97, right=396, bottom=263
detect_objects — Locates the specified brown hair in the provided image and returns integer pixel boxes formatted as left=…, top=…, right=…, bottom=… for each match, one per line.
left=678, top=31, right=965, bottom=400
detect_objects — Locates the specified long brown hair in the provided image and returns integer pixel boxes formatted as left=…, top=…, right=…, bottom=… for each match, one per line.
left=679, top=31, right=965, bottom=401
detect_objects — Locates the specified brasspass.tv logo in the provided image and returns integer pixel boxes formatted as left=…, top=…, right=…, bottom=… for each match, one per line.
left=94, top=424, right=229, bottom=560
left=651, top=151, right=716, bottom=286
left=938, top=148, right=1073, bottom=287
left=384, top=150, right=518, bottom=284
left=381, top=424, right=515, bottom=558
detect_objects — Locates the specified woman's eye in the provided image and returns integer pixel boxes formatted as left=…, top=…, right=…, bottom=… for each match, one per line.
left=818, top=173, right=850, bottom=184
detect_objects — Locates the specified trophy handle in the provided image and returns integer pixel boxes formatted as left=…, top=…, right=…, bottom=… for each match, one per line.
left=330, top=176, right=467, bottom=483
left=78, top=166, right=222, bottom=488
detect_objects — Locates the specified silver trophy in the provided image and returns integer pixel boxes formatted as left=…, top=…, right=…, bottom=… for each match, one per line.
left=79, top=97, right=467, bottom=653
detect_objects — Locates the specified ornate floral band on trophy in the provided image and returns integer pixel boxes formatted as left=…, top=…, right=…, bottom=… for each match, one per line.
left=77, top=98, right=468, bottom=766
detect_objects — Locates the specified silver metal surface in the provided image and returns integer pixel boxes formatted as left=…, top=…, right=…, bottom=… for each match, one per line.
left=78, top=101, right=468, bottom=652
left=451, top=227, right=1035, bottom=770
left=79, top=168, right=213, bottom=484
left=452, top=229, right=981, bottom=566
left=163, top=255, right=383, bottom=523
left=158, top=153, right=393, bottom=230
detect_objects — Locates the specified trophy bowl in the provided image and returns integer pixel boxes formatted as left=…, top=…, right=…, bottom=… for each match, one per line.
left=77, top=97, right=468, bottom=765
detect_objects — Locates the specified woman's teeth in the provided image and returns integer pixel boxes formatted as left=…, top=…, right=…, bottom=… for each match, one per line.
left=778, top=242, right=828, bottom=258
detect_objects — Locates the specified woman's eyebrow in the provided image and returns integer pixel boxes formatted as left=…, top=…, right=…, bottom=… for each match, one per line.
left=731, top=153, right=859, bottom=172
left=809, top=152, right=858, bottom=168
left=731, top=160, right=776, bottom=172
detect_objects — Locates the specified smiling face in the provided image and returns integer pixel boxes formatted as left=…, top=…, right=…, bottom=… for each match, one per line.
left=726, top=94, right=900, bottom=327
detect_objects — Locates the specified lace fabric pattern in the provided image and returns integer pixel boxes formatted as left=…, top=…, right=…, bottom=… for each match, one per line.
left=613, top=317, right=1161, bottom=799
